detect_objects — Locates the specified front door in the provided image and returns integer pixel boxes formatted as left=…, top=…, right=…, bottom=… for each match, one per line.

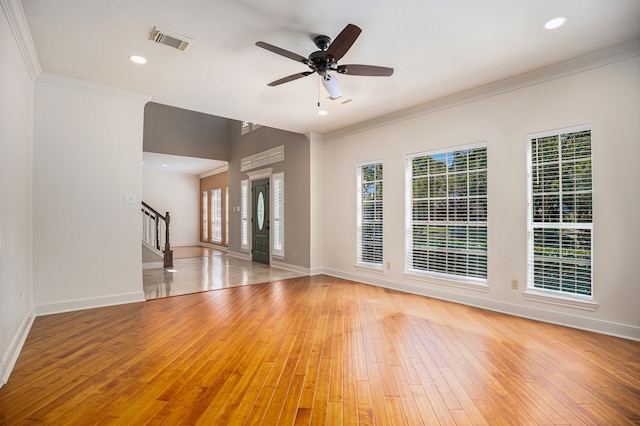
left=252, top=178, right=269, bottom=264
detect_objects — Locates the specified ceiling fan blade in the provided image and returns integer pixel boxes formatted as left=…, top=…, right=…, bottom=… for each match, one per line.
left=325, top=23, right=361, bottom=61
left=267, top=71, right=314, bottom=87
left=256, top=41, right=309, bottom=65
left=337, top=64, right=394, bottom=76
left=321, top=74, right=342, bottom=99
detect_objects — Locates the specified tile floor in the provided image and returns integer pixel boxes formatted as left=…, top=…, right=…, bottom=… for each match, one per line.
left=143, top=246, right=306, bottom=300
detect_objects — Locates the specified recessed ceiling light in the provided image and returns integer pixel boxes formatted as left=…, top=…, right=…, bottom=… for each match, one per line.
left=129, top=55, right=147, bottom=64
left=162, top=163, right=169, bottom=167
left=544, top=16, right=567, bottom=30
left=318, top=110, right=328, bottom=116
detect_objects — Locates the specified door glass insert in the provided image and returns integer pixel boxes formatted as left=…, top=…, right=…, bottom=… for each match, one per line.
left=257, top=191, right=265, bottom=230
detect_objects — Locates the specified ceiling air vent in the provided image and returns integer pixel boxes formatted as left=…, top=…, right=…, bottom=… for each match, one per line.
left=150, top=27, right=192, bottom=51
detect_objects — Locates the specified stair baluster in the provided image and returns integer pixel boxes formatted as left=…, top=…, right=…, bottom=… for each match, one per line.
left=141, top=201, right=173, bottom=268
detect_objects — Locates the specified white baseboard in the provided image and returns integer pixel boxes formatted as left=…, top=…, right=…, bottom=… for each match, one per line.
left=322, top=268, right=640, bottom=342
left=35, top=291, right=146, bottom=316
left=227, top=250, right=251, bottom=261
left=142, top=261, right=163, bottom=269
left=198, top=242, right=228, bottom=252
left=309, top=266, right=325, bottom=276
left=270, top=260, right=310, bottom=275
left=1, top=307, right=35, bottom=386
left=225, top=250, right=310, bottom=275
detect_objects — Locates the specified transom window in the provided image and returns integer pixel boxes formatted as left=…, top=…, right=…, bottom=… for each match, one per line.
left=405, top=143, right=487, bottom=281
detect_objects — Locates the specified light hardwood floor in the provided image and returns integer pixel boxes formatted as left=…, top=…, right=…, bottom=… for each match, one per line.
left=1, top=275, right=639, bottom=424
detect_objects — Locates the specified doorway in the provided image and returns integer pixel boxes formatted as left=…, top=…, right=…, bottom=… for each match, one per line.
left=252, top=178, right=269, bottom=264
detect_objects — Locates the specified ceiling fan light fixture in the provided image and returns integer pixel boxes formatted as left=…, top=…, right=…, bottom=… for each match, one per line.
left=321, top=74, right=342, bottom=99
left=544, top=16, right=567, bottom=30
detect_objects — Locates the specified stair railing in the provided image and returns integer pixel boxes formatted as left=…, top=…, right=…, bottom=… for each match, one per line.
left=141, top=201, right=173, bottom=268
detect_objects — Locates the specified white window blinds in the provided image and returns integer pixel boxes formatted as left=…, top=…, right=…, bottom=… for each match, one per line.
left=357, top=161, right=383, bottom=267
left=241, top=180, right=249, bottom=251
left=527, top=125, right=592, bottom=297
left=202, top=191, right=208, bottom=241
left=405, top=143, right=487, bottom=281
left=225, top=187, right=229, bottom=245
left=272, top=173, right=284, bottom=257
left=211, top=188, right=222, bottom=243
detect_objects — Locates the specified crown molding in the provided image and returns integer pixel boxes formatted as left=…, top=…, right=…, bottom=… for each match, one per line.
left=325, top=39, right=640, bottom=140
left=199, top=164, right=229, bottom=178
left=1, top=0, right=41, bottom=82
left=36, top=73, right=151, bottom=105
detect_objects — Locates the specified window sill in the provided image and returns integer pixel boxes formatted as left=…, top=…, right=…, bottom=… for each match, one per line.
left=403, top=271, right=489, bottom=292
left=355, top=264, right=384, bottom=275
left=523, top=290, right=598, bottom=311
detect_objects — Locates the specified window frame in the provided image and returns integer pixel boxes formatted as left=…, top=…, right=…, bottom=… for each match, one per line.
left=272, top=172, right=284, bottom=258
left=356, top=160, right=384, bottom=270
left=211, top=188, right=222, bottom=243
left=225, top=187, right=229, bottom=246
left=404, top=142, right=488, bottom=285
left=241, top=179, right=249, bottom=252
left=201, top=190, right=209, bottom=242
left=526, top=124, right=595, bottom=305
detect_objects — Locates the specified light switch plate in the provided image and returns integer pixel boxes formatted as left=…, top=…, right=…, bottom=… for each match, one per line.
left=123, top=193, right=136, bottom=204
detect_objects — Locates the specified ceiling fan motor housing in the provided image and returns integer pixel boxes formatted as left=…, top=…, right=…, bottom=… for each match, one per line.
left=313, top=35, right=331, bottom=50
left=309, top=50, right=329, bottom=74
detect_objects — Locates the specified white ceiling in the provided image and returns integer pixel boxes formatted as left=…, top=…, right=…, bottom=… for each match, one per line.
left=22, top=0, right=640, bottom=135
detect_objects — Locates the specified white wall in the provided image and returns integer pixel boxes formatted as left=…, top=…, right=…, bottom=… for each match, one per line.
left=33, top=74, right=149, bottom=315
left=0, top=0, right=36, bottom=384
left=142, top=171, right=200, bottom=246
left=309, top=132, right=324, bottom=275
left=321, top=50, right=640, bottom=340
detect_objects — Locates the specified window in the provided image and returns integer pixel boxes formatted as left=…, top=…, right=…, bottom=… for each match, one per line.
left=202, top=191, right=208, bottom=241
left=272, top=173, right=284, bottom=257
left=527, top=125, right=592, bottom=297
left=356, top=161, right=383, bottom=267
left=241, top=121, right=251, bottom=136
left=406, top=143, right=487, bottom=281
left=241, top=180, right=249, bottom=251
left=211, top=188, right=222, bottom=243
left=225, top=187, right=229, bottom=246
left=241, top=121, right=262, bottom=136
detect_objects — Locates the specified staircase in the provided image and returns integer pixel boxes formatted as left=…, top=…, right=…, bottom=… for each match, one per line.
left=141, top=201, right=173, bottom=268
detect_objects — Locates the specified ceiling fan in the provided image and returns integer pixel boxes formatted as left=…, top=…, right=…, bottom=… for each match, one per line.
left=256, top=24, right=394, bottom=99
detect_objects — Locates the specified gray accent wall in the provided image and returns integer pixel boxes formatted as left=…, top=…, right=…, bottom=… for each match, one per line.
left=143, top=102, right=231, bottom=160
left=228, top=123, right=311, bottom=269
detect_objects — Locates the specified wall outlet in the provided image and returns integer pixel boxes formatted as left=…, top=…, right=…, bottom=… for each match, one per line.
left=511, top=279, right=519, bottom=290
left=386, top=262, right=391, bottom=270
